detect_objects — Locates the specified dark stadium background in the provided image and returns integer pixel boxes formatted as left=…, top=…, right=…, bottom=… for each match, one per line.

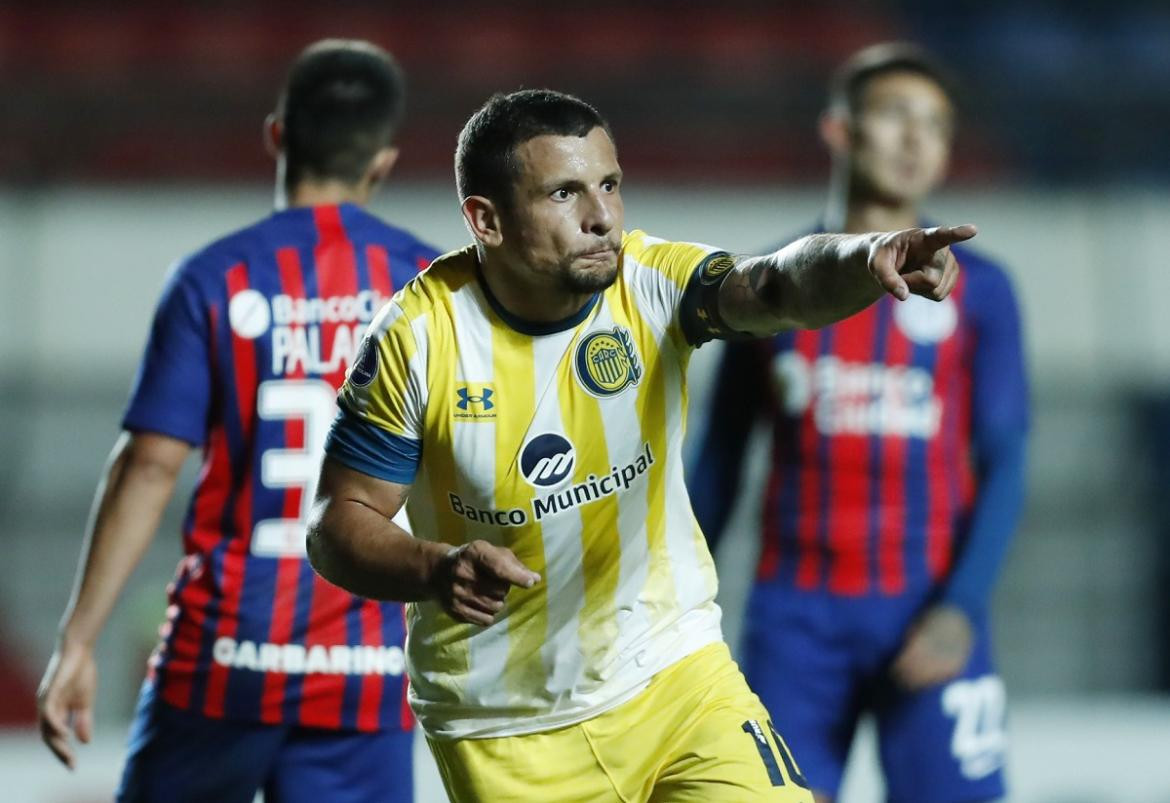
left=2, top=2, right=1168, bottom=800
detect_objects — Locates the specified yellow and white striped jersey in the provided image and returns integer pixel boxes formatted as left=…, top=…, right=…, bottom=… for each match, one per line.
left=331, top=230, right=729, bottom=739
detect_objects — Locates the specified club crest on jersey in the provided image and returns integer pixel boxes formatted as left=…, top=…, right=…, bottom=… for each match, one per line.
left=520, top=432, right=576, bottom=487
left=348, top=336, right=379, bottom=388
left=454, top=384, right=496, bottom=421
left=699, top=253, right=736, bottom=285
left=574, top=326, right=641, bottom=398
left=894, top=295, right=958, bottom=344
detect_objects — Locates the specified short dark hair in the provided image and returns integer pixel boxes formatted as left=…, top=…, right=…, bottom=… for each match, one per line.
left=455, top=89, right=612, bottom=206
left=277, top=39, right=405, bottom=186
left=829, top=42, right=955, bottom=114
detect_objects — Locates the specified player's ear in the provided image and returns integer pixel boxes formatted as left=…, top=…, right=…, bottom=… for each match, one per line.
left=368, top=146, right=400, bottom=185
left=461, top=196, right=504, bottom=248
left=818, top=109, right=850, bottom=157
left=264, top=113, right=283, bottom=159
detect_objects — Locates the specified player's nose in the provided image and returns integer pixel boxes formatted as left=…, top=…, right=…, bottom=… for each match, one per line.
left=581, top=190, right=615, bottom=236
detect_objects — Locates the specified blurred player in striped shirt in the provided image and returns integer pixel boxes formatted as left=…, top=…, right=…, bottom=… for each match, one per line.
left=689, top=44, right=1029, bottom=802
left=36, top=39, right=438, bottom=802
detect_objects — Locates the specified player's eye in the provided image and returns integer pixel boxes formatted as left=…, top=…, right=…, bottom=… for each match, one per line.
left=601, top=180, right=618, bottom=193
left=551, top=188, right=572, bottom=201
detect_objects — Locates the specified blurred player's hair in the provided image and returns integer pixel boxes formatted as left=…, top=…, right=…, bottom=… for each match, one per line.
left=456, top=89, right=612, bottom=207
left=277, top=39, right=405, bottom=187
left=829, top=42, right=956, bottom=114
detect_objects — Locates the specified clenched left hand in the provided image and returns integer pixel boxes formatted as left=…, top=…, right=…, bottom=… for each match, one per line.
left=891, top=603, right=974, bottom=690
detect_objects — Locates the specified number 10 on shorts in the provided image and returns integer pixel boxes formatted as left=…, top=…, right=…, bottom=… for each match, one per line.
left=742, top=719, right=810, bottom=789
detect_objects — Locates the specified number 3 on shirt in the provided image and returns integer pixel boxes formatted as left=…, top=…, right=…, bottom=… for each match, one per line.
left=252, top=379, right=338, bottom=557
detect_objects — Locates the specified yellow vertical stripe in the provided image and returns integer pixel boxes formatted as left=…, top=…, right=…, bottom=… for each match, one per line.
left=418, top=292, right=469, bottom=684
left=615, top=290, right=678, bottom=626
left=557, top=330, right=621, bottom=673
left=493, top=324, right=548, bottom=698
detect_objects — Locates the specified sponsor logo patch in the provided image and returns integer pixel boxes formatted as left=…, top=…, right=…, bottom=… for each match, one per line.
left=454, top=384, right=497, bottom=421
left=348, top=336, right=380, bottom=388
left=520, top=432, right=576, bottom=487
left=228, top=289, right=271, bottom=339
left=894, top=295, right=958, bottom=344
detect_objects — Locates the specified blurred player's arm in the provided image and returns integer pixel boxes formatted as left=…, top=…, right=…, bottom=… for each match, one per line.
left=892, top=265, right=1029, bottom=690
left=941, top=266, right=1030, bottom=616
left=38, top=431, right=190, bottom=769
left=685, top=342, right=766, bottom=554
left=308, top=421, right=539, bottom=627
left=683, top=225, right=975, bottom=342
left=40, top=260, right=210, bottom=768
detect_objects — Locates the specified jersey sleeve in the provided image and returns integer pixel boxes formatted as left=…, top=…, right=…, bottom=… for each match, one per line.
left=325, top=302, right=427, bottom=485
left=941, top=263, right=1030, bottom=618
left=621, top=229, right=734, bottom=349
left=121, top=260, right=213, bottom=445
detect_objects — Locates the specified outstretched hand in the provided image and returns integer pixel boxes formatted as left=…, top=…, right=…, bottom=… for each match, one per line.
left=867, top=224, right=977, bottom=302
left=430, top=540, right=541, bottom=626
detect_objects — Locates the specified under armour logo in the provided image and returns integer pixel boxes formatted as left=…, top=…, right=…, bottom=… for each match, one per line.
left=456, top=387, right=494, bottom=411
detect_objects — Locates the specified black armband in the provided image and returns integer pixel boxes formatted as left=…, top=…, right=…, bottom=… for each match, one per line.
left=678, top=252, right=757, bottom=346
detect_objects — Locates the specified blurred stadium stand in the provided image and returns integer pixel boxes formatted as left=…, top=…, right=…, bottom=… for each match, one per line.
left=3, top=1, right=1167, bottom=185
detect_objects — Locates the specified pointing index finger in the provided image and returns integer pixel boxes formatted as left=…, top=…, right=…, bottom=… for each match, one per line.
left=922, top=224, right=978, bottom=248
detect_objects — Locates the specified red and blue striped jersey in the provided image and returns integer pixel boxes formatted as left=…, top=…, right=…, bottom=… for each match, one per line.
left=122, top=203, right=438, bottom=731
left=690, top=243, right=1028, bottom=603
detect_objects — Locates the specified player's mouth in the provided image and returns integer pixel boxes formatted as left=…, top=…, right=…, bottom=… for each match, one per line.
left=573, top=244, right=620, bottom=264
left=893, top=157, right=924, bottom=181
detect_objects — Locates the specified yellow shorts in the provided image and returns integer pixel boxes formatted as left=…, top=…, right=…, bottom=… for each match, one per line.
left=427, top=642, right=813, bottom=802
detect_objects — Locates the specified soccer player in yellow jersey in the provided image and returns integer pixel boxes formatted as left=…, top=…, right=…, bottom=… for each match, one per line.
left=307, top=89, right=974, bottom=802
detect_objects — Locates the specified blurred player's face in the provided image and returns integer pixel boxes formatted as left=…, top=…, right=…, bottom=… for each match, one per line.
left=846, top=72, right=953, bottom=205
left=500, top=127, right=624, bottom=295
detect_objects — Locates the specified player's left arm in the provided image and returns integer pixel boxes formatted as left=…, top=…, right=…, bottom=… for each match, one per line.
left=681, top=225, right=975, bottom=344
left=39, top=259, right=208, bottom=767
left=892, top=263, right=1030, bottom=690
left=308, top=456, right=540, bottom=626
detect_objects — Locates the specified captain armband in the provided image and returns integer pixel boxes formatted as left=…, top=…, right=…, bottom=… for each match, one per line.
left=679, top=252, right=758, bottom=346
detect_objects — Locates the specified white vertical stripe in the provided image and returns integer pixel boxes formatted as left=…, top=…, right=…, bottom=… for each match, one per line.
left=588, top=301, right=655, bottom=679
left=530, top=329, right=588, bottom=704
left=447, top=283, right=510, bottom=707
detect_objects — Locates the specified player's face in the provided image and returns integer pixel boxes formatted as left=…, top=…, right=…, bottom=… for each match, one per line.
left=500, top=127, right=624, bottom=295
left=848, top=72, right=953, bottom=205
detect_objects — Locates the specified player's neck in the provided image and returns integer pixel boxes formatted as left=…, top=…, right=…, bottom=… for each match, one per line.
left=279, top=179, right=371, bottom=211
left=478, top=253, right=596, bottom=326
left=827, top=198, right=920, bottom=235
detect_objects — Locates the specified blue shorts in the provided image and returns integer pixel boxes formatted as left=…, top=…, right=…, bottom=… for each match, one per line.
left=742, top=584, right=1007, bottom=803
left=117, top=682, right=414, bottom=803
